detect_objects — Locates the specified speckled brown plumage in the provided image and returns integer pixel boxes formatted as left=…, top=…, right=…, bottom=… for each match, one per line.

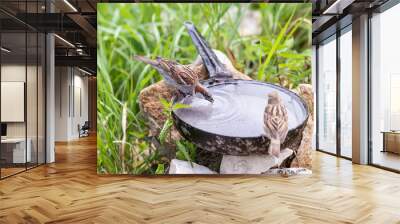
left=264, top=91, right=289, bottom=157
left=134, top=56, right=214, bottom=102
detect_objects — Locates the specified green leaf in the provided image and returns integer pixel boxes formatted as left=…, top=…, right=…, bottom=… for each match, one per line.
left=173, top=103, right=191, bottom=110
left=279, top=52, right=305, bottom=59
left=257, top=7, right=296, bottom=81
left=175, top=140, right=196, bottom=167
left=159, top=119, right=173, bottom=144
left=159, top=97, right=171, bottom=110
left=176, top=140, right=193, bottom=167
left=155, top=164, right=165, bottom=174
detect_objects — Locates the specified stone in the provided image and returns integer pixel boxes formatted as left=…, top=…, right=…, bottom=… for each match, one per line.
left=168, top=159, right=217, bottom=174
left=195, top=148, right=223, bottom=172
left=263, top=168, right=312, bottom=177
left=290, top=84, right=314, bottom=169
left=219, top=148, right=293, bottom=174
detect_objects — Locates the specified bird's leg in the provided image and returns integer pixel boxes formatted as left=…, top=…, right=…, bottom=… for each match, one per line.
left=274, top=156, right=281, bottom=169
left=171, top=94, right=178, bottom=103
left=175, top=90, right=186, bottom=100
left=292, top=149, right=300, bottom=165
left=192, top=85, right=196, bottom=96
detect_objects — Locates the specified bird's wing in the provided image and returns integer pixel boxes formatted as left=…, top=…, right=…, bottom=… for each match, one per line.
left=170, top=65, right=198, bottom=86
left=162, top=74, right=193, bottom=95
left=278, top=105, right=289, bottom=141
left=264, top=105, right=276, bottom=139
left=176, top=84, right=195, bottom=95
left=161, top=73, right=179, bottom=86
left=264, top=104, right=288, bottom=141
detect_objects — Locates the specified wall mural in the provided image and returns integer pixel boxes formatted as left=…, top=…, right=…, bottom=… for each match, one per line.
left=97, top=3, right=313, bottom=175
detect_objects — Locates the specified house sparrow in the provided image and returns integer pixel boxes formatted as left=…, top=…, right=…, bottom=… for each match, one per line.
left=134, top=56, right=214, bottom=103
left=264, top=91, right=289, bottom=158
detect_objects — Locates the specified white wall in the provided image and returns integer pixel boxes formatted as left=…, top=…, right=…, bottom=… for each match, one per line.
left=55, top=67, right=89, bottom=141
left=71, top=73, right=89, bottom=138
left=55, top=66, right=69, bottom=141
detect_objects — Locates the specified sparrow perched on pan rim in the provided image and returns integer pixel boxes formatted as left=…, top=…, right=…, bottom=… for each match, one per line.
left=263, top=91, right=289, bottom=158
left=134, top=55, right=214, bottom=103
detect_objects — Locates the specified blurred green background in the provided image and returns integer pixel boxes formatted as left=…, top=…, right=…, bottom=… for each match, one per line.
left=97, top=3, right=312, bottom=174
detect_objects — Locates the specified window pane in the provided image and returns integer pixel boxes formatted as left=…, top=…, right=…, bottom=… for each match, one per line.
left=1, top=30, right=27, bottom=177
left=340, top=29, right=352, bottom=158
left=371, top=4, right=400, bottom=171
left=318, top=37, right=337, bottom=154
left=27, top=30, right=38, bottom=169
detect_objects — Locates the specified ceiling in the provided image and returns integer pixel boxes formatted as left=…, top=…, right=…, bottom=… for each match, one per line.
left=312, top=0, right=391, bottom=44
left=0, top=0, right=98, bottom=75
left=1, top=0, right=395, bottom=74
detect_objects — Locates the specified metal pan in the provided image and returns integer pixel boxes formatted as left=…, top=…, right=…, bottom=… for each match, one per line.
left=171, top=22, right=309, bottom=156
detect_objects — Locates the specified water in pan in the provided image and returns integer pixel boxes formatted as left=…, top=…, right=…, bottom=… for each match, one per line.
left=174, top=82, right=307, bottom=138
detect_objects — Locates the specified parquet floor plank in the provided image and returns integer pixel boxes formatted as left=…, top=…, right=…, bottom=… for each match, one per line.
left=0, top=135, right=399, bottom=223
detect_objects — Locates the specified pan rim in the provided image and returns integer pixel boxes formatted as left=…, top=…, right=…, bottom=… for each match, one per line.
left=172, top=78, right=309, bottom=139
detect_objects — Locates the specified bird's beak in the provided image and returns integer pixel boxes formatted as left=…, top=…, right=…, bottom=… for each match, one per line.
left=203, top=93, right=214, bottom=103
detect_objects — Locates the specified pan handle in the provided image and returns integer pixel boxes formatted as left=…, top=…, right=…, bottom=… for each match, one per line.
left=184, top=21, right=232, bottom=79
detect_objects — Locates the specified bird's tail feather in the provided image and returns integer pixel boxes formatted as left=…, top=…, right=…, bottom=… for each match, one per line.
left=133, top=55, right=159, bottom=67
left=268, top=138, right=281, bottom=158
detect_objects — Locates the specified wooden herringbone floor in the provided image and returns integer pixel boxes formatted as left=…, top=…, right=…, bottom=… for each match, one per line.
left=1, top=136, right=400, bottom=224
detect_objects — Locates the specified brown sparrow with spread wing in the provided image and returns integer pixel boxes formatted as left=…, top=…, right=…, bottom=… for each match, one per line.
left=134, top=56, right=214, bottom=103
left=264, top=91, right=289, bottom=158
